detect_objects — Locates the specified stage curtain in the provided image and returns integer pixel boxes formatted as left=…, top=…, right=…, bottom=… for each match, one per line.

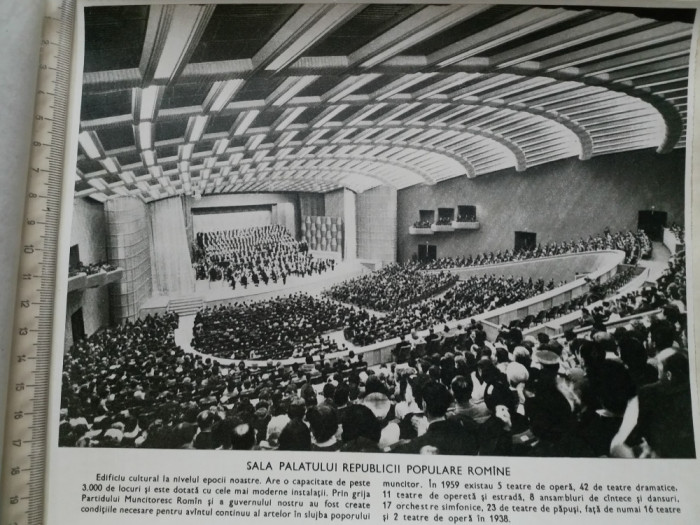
left=147, top=198, right=196, bottom=296
left=104, top=197, right=152, bottom=323
left=181, top=195, right=195, bottom=259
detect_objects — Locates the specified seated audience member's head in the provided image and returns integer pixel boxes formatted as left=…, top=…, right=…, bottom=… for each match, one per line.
left=231, top=422, right=256, bottom=450
left=506, top=362, right=529, bottom=388
left=306, top=404, right=338, bottom=444
left=333, top=383, right=349, bottom=407
left=525, top=388, right=573, bottom=442
left=322, top=382, right=336, bottom=403
left=364, top=375, right=388, bottom=396
left=618, top=336, right=647, bottom=371
left=340, top=405, right=382, bottom=452
left=278, top=419, right=311, bottom=451
left=657, top=349, right=689, bottom=384
left=287, top=397, right=307, bottom=420
left=650, top=320, right=677, bottom=353
left=421, top=381, right=453, bottom=420
left=592, top=361, right=635, bottom=416
left=450, top=375, right=473, bottom=405
left=577, top=340, right=605, bottom=372
left=363, top=392, right=391, bottom=422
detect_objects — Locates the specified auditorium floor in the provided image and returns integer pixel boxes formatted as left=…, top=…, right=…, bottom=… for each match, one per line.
left=638, top=241, right=672, bottom=282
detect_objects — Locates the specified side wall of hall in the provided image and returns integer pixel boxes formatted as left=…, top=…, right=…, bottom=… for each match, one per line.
left=357, top=186, right=398, bottom=263
left=65, top=198, right=110, bottom=347
left=397, top=148, right=686, bottom=262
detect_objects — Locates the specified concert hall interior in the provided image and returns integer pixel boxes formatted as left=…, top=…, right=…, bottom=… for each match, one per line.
left=60, top=3, right=694, bottom=457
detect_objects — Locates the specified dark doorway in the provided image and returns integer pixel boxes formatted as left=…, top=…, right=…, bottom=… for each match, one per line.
left=418, top=244, right=437, bottom=262
left=69, top=244, right=80, bottom=268
left=71, top=308, right=85, bottom=342
left=638, top=209, right=667, bottom=241
left=514, top=231, right=537, bottom=252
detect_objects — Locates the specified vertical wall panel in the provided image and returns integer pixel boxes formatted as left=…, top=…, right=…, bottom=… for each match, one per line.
left=148, top=198, right=196, bottom=296
left=324, top=189, right=345, bottom=218
left=65, top=198, right=111, bottom=345
left=299, top=192, right=325, bottom=217
left=344, top=189, right=357, bottom=260
left=104, top=197, right=152, bottom=323
left=356, top=185, right=397, bottom=263
left=301, top=215, right=343, bottom=253
left=277, top=202, right=296, bottom=235
left=181, top=195, right=195, bottom=259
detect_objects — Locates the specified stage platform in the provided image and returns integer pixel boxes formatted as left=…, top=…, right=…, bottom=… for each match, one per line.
left=139, top=260, right=369, bottom=317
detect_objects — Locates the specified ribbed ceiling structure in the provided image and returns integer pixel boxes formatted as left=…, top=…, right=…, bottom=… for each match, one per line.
left=76, top=4, right=693, bottom=202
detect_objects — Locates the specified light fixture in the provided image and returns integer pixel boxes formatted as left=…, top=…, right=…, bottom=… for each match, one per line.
left=186, top=115, right=209, bottom=142
left=213, top=138, right=229, bottom=156
left=206, top=79, right=245, bottom=112
left=275, top=107, right=306, bottom=131
left=88, top=178, right=107, bottom=191
left=228, top=152, right=243, bottom=166
left=327, top=74, right=381, bottom=103
left=179, top=143, right=194, bottom=161
left=270, top=76, right=319, bottom=106
left=313, top=105, right=348, bottom=128
left=141, top=150, right=156, bottom=167
left=119, top=171, right=136, bottom=184
left=137, top=122, right=153, bottom=150
left=277, top=131, right=298, bottom=148
left=246, top=134, right=265, bottom=150
left=137, top=85, right=161, bottom=121
left=101, top=157, right=120, bottom=174
left=149, top=166, right=163, bottom=179
left=232, top=110, right=259, bottom=136
left=78, top=131, right=103, bottom=159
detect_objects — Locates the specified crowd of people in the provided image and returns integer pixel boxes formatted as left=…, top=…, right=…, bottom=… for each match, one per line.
left=343, top=275, right=554, bottom=347
left=59, top=273, right=692, bottom=457
left=68, top=260, right=118, bottom=277
left=191, top=293, right=355, bottom=360
left=456, top=209, right=477, bottom=222
left=423, top=230, right=651, bottom=269
left=323, top=262, right=458, bottom=312
left=60, top=215, right=693, bottom=457
left=669, top=223, right=685, bottom=245
left=192, top=225, right=335, bottom=289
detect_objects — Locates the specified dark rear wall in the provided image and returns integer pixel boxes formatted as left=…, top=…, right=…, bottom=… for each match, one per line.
left=398, top=148, right=686, bottom=262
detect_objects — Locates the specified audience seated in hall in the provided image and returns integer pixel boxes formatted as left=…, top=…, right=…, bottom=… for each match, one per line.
left=59, top=230, right=691, bottom=457
left=68, top=260, right=118, bottom=277
left=192, top=225, right=334, bottom=290
left=191, top=293, right=355, bottom=360
left=343, top=274, right=554, bottom=347
left=58, top=284, right=692, bottom=458
left=323, top=262, right=457, bottom=312
left=422, top=230, right=651, bottom=270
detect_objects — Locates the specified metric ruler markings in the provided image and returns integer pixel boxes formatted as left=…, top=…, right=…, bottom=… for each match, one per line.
left=1, top=2, right=74, bottom=525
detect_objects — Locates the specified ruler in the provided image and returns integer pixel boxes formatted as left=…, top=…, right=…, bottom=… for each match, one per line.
left=1, top=1, right=75, bottom=525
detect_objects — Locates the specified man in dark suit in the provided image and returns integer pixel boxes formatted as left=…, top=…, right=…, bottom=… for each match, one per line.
left=393, top=381, right=478, bottom=455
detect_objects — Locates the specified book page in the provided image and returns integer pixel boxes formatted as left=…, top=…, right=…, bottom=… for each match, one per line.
left=40, top=1, right=700, bottom=523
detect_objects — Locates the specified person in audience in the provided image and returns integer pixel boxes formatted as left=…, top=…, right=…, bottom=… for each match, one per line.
left=393, top=381, right=478, bottom=455
left=610, top=349, right=694, bottom=458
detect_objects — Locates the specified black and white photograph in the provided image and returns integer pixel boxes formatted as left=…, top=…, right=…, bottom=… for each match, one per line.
left=59, top=1, right=696, bottom=459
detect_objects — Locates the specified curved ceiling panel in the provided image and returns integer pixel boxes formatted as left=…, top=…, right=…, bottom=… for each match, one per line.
left=76, top=4, right=692, bottom=202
